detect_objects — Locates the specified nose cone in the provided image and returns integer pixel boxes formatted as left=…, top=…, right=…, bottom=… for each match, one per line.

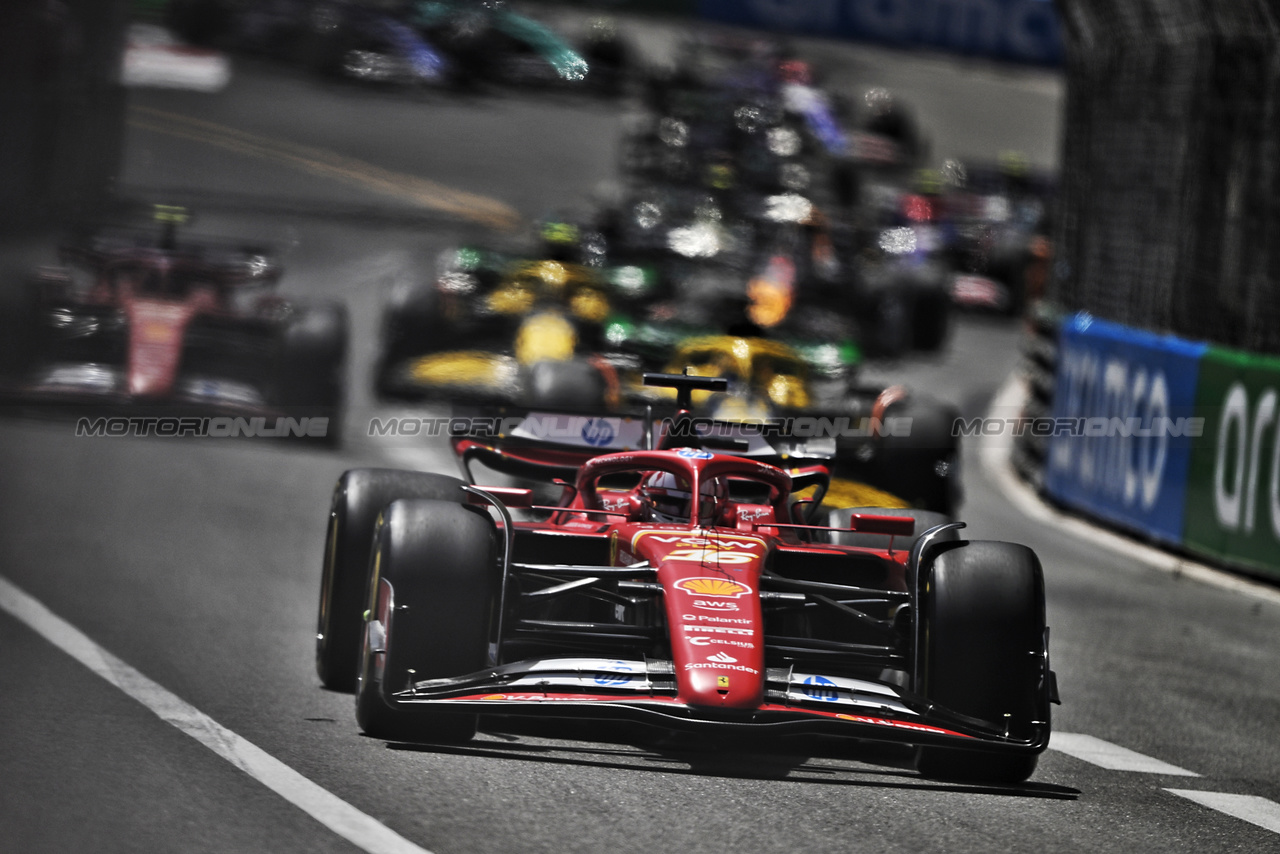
left=641, top=535, right=769, bottom=712
left=678, top=652, right=764, bottom=710
left=127, top=300, right=197, bottom=397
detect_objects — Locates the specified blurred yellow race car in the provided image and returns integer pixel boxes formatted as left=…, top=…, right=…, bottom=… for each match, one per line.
left=376, top=248, right=641, bottom=412
left=629, top=334, right=961, bottom=514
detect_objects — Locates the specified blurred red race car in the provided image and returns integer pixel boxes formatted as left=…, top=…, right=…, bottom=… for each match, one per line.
left=0, top=208, right=348, bottom=439
left=316, top=374, right=1057, bottom=783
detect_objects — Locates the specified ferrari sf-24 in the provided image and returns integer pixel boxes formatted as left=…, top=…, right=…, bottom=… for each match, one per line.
left=316, top=373, right=1057, bottom=783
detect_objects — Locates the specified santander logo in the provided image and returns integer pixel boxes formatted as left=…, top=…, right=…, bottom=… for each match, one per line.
left=706, top=651, right=737, bottom=663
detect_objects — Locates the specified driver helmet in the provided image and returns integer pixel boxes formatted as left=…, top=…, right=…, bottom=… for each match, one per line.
left=640, top=471, right=727, bottom=525
left=864, top=86, right=895, bottom=118
left=777, top=58, right=812, bottom=86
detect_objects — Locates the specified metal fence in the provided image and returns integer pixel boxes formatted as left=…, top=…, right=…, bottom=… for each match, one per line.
left=1052, top=0, right=1280, bottom=353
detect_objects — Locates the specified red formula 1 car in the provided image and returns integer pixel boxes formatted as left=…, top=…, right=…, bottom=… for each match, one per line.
left=0, top=209, right=348, bottom=437
left=316, top=375, right=1057, bottom=783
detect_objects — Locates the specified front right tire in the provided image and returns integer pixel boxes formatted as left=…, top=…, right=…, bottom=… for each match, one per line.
left=914, top=540, right=1048, bottom=784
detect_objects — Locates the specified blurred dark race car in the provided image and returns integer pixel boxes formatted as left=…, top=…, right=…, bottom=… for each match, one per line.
left=315, top=373, right=1056, bottom=783
left=626, top=36, right=926, bottom=208
left=940, top=154, right=1055, bottom=317
left=0, top=208, right=348, bottom=438
left=593, top=180, right=948, bottom=359
left=623, top=46, right=843, bottom=200
left=845, top=174, right=957, bottom=356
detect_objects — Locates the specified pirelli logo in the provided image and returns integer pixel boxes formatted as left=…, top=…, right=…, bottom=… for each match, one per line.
left=683, top=625, right=753, bottom=636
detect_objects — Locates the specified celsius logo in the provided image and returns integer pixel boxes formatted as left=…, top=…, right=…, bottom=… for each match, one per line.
left=689, top=636, right=755, bottom=649
left=706, top=651, right=737, bottom=663
left=581, top=418, right=616, bottom=447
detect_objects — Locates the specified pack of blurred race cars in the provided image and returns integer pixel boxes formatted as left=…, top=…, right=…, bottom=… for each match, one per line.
left=166, top=0, right=627, bottom=93
left=1, top=22, right=1054, bottom=493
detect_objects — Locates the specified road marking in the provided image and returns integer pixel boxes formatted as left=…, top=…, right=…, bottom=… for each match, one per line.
left=982, top=375, right=1280, bottom=607
left=128, top=105, right=522, bottom=231
left=0, top=574, right=434, bottom=854
left=1050, top=733, right=1199, bottom=776
left=1166, top=790, right=1280, bottom=835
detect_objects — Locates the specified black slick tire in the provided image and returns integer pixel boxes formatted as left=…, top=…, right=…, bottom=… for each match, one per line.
left=315, top=469, right=469, bottom=692
left=914, top=540, right=1047, bottom=784
left=355, top=498, right=498, bottom=742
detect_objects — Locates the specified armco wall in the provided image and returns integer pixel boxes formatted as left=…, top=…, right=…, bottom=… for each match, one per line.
left=1045, top=313, right=1280, bottom=582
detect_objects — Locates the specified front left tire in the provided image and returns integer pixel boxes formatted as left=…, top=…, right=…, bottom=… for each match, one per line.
left=355, top=498, right=499, bottom=742
left=316, top=469, right=470, bottom=692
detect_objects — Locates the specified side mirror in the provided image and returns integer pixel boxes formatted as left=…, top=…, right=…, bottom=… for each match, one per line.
left=468, top=486, right=535, bottom=509
left=847, top=513, right=915, bottom=537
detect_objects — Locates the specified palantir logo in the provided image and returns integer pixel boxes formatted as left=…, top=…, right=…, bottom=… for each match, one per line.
left=581, top=418, right=615, bottom=447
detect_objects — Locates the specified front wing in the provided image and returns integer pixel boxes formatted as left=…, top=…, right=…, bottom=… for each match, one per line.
left=385, top=656, right=1049, bottom=755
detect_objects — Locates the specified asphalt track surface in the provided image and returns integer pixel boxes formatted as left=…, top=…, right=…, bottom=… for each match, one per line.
left=3, top=22, right=1280, bottom=854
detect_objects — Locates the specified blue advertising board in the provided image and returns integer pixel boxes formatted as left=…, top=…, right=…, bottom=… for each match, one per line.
left=696, top=0, right=1063, bottom=67
left=1045, top=314, right=1208, bottom=544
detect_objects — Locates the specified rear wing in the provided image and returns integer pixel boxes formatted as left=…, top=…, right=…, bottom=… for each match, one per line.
left=450, top=372, right=836, bottom=494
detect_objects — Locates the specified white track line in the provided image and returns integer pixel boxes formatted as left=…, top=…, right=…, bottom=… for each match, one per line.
left=982, top=375, right=1280, bottom=607
left=1050, top=733, right=1199, bottom=776
left=1166, top=790, right=1280, bottom=835
left=0, top=575, right=433, bottom=854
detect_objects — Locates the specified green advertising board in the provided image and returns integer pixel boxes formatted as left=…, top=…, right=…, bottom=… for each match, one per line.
left=1184, top=347, right=1280, bottom=580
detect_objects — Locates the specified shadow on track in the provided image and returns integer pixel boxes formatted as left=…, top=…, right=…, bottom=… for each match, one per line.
left=380, top=720, right=1080, bottom=801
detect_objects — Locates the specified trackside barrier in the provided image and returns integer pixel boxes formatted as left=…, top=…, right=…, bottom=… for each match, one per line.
left=1044, top=313, right=1205, bottom=545
left=695, top=0, right=1063, bottom=66
left=1183, top=349, right=1280, bottom=580
left=1039, top=313, right=1280, bottom=582
left=1012, top=303, right=1061, bottom=491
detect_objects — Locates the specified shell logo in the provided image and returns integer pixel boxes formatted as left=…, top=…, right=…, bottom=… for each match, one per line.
left=674, top=577, right=753, bottom=598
